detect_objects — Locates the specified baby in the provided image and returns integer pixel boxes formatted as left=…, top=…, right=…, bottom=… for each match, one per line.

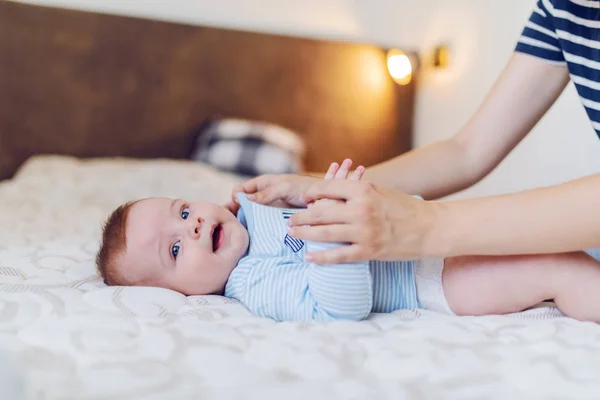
left=97, top=160, right=600, bottom=322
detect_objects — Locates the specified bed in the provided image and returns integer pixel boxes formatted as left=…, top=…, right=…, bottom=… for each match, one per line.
left=3, top=156, right=600, bottom=400
left=1, top=2, right=600, bottom=400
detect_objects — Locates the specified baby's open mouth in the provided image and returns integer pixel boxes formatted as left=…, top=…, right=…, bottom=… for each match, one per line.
left=211, top=224, right=223, bottom=252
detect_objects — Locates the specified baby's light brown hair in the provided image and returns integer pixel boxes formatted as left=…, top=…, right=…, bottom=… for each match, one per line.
left=96, top=201, right=136, bottom=286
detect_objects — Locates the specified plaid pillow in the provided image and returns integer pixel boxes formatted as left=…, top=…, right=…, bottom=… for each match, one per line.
left=188, top=118, right=305, bottom=177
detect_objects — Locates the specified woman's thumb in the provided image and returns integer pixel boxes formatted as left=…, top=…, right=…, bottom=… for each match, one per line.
left=248, top=186, right=279, bottom=204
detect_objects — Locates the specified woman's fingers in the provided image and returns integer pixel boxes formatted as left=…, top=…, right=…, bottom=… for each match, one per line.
left=289, top=223, right=362, bottom=245
left=294, top=178, right=435, bottom=262
left=240, top=174, right=272, bottom=195
left=238, top=174, right=296, bottom=205
left=300, top=179, right=375, bottom=204
left=288, top=201, right=358, bottom=227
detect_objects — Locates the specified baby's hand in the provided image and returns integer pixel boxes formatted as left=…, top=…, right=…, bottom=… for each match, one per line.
left=309, top=159, right=364, bottom=208
left=324, top=158, right=365, bottom=182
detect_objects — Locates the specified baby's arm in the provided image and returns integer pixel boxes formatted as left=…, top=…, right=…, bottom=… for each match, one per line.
left=304, top=242, right=374, bottom=321
left=235, top=250, right=373, bottom=322
left=443, top=251, right=600, bottom=322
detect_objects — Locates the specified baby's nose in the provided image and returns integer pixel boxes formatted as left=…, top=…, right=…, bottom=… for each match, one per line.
left=190, top=217, right=203, bottom=239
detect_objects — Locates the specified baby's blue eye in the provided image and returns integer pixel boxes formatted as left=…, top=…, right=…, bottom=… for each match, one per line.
left=171, top=241, right=181, bottom=259
left=181, top=207, right=190, bottom=220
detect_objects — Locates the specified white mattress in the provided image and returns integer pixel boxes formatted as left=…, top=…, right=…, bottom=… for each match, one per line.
left=1, top=155, right=600, bottom=400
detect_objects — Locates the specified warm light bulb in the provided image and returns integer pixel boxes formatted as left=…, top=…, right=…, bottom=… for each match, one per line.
left=387, top=49, right=412, bottom=85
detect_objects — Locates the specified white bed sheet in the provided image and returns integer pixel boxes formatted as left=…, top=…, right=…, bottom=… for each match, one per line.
left=1, top=155, right=600, bottom=400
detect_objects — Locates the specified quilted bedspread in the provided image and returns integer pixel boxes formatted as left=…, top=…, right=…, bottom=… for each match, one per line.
left=1, top=155, right=599, bottom=400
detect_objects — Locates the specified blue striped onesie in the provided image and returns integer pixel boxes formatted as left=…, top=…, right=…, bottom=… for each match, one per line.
left=224, top=193, right=420, bottom=322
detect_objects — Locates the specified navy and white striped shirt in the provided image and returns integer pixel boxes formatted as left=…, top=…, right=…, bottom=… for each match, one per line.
left=515, top=0, right=600, bottom=135
left=224, top=194, right=420, bottom=322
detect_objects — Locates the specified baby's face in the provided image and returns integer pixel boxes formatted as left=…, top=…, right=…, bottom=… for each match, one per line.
left=120, top=198, right=249, bottom=295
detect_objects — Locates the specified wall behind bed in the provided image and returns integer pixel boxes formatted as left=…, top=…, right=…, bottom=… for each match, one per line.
left=10, top=0, right=600, bottom=198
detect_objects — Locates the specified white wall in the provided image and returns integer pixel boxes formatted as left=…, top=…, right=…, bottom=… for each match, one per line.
left=409, top=1, right=600, bottom=199
left=13, top=0, right=600, bottom=198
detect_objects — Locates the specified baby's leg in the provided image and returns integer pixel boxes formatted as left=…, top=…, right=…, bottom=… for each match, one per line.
left=443, top=252, right=600, bottom=322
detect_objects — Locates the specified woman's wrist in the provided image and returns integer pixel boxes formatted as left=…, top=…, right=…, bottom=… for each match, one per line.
left=421, top=200, right=456, bottom=258
left=424, top=173, right=600, bottom=258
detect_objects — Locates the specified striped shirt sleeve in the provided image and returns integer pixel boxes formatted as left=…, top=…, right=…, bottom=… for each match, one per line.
left=232, top=241, right=373, bottom=322
left=515, top=0, right=566, bottom=65
left=303, top=241, right=373, bottom=321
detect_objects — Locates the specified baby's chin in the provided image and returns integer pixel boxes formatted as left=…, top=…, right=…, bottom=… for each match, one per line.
left=173, top=281, right=228, bottom=297
left=173, top=267, right=234, bottom=297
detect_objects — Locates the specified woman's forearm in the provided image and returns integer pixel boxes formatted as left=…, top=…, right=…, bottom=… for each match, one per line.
left=365, top=54, right=570, bottom=201
left=431, top=173, right=600, bottom=257
left=363, top=138, right=476, bottom=199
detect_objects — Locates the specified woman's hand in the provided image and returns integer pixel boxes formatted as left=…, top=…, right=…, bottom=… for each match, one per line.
left=225, top=174, right=320, bottom=214
left=225, top=159, right=364, bottom=213
left=288, top=180, right=442, bottom=264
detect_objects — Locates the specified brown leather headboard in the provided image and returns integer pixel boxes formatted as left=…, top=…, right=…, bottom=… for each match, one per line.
left=0, top=0, right=416, bottom=180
